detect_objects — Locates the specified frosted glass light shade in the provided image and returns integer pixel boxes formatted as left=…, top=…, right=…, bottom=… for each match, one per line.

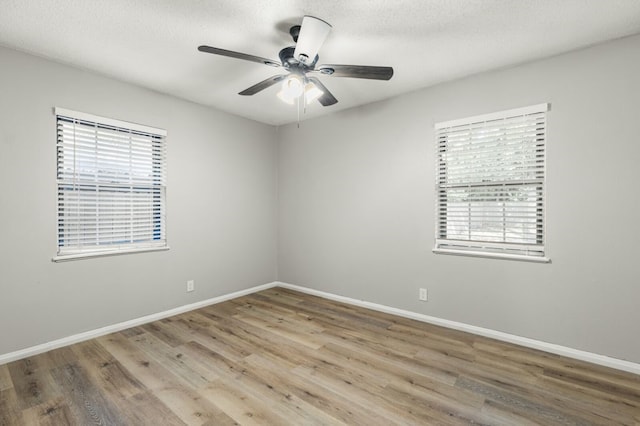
left=304, top=82, right=323, bottom=104
left=277, top=75, right=305, bottom=104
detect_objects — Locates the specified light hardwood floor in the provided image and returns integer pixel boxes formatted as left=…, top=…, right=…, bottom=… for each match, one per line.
left=1, top=287, right=639, bottom=425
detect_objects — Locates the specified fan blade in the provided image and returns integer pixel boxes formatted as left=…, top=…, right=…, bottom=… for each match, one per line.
left=316, top=64, right=393, bottom=80
left=307, top=77, right=338, bottom=106
left=198, top=45, right=281, bottom=67
left=293, top=16, right=332, bottom=66
left=239, top=75, right=288, bottom=96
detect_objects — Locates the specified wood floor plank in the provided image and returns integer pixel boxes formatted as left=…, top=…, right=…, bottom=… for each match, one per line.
left=241, top=353, right=347, bottom=425
left=379, top=382, right=487, bottom=426
left=199, top=316, right=309, bottom=369
left=232, top=312, right=327, bottom=350
left=160, top=312, right=214, bottom=335
left=456, top=375, right=593, bottom=425
left=151, top=386, right=236, bottom=426
left=479, top=398, right=544, bottom=426
left=292, top=364, right=420, bottom=425
left=460, top=353, right=636, bottom=424
left=0, top=388, right=24, bottom=425
left=178, top=316, right=261, bottom=363
left=200, top=379, right=290, bottom=426
left=7, top=357, right=57, bottom=411
left=0, top=364, right=13, bottom=391
left=278, top=365, right=399, bottom=425
left=119, top=325, right=146, bottom=338
left=130, top=332, right=218, bottom=388
left=259, top=287, right=306, bottom=304
left=536, top=372, right=640, bottom=420
left=303, top=344, right=391, bottom=390
left=142, top=319, right=189, bottom=347
left=49, top=362, right=127, bottom=425
left=20, top=397, right=76, bottom=426
left=99, top=334, right=235, bottom=424
left=543, top=364, right=640, bottom=403
left=40, top=347, right=78, bottom=371
left=1, top=288, right=638, bottom=425
left=179, top=340, right=348, bottom=425
left=231, top=297, right=326, bottom=333
left=96, top=332, right=187, bottom=391
left=325, top=338, right=459, bottom=386
left=71, top=340, right=145, bottom=399
left=119, top=390, right=188, bottom=426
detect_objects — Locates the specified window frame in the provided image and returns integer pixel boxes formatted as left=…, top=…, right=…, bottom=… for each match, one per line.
left=433, top=103, right=550, bottom=263
left=53, top=107, right=168, bottom=262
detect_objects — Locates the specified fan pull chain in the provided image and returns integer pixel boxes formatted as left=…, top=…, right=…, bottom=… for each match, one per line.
left=297, top=95, right=300, bottom=128
left=303, top=87, right=307, bottom=116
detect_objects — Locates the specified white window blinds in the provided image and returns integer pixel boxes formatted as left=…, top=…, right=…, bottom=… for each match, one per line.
left=55, top=108, right=167, bottom=261
left=434, top=104, right=548, bottom=262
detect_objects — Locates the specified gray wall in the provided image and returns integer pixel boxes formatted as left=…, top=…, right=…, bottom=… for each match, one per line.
left=0, top=47, right=278, bottom=355
left=2, top=34, right=639, bottom=365
left=278, top=34, right=640, bottom=363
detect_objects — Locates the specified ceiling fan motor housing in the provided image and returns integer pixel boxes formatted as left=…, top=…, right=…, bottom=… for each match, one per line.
left=279, top=45, right=318, bottom=69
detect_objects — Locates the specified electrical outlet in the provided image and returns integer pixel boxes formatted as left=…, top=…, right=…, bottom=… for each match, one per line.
left=187, top=280, right=195, bottom=292
left=419, top=288, right=427, bottom=301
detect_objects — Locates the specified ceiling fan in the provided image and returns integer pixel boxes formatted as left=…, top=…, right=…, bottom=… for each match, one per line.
left=198, top=16, right=394, bottom=107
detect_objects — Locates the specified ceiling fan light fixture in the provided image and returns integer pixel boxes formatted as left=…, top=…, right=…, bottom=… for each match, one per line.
left=199, top=14, right=393, bottom=109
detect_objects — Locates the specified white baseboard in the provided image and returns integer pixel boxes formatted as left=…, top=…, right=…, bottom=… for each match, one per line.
left=275, top=282, right=640, bottom=376
left=0, top=281, right=278, bottom=366
left=3, top=280, right=639, bottom=376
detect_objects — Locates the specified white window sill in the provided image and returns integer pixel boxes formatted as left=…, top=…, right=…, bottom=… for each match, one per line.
left=433, top=248, right=550, bottom=263
left=52, top=246, right=170, bottom=262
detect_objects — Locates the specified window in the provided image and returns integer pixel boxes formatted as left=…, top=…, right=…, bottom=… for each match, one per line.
left=54, top=108, right=167, bottom=261
left=434, top=104, right=548, bottom=262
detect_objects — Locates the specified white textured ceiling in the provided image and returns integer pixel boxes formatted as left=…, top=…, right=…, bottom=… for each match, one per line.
left=1, top=0, right=640, bottom=125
